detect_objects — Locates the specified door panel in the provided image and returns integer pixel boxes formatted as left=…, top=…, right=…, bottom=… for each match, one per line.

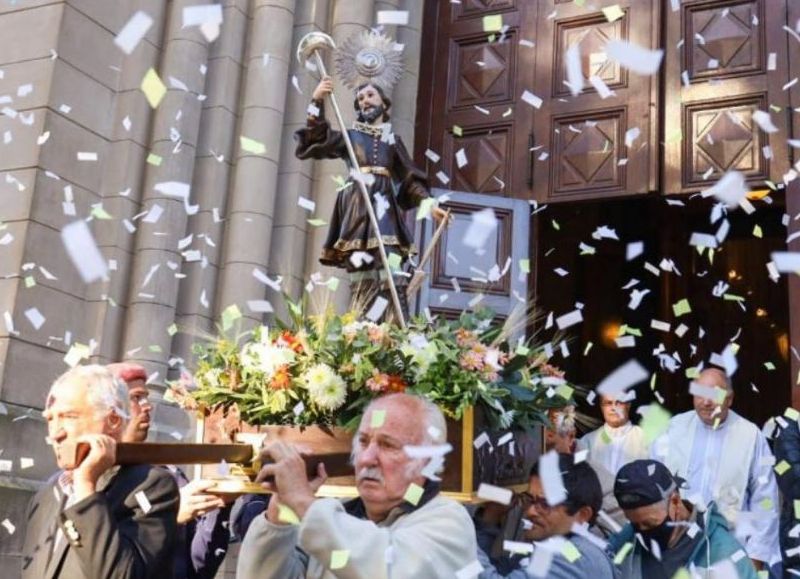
left=532, top=0, right=660, bottom=202
left=663, top=0, right=792, bottom=194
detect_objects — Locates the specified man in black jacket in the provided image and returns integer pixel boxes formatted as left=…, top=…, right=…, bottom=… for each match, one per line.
left=21, top=365, right=179, bottom=579
left=774, top=415, right=800, bottom=573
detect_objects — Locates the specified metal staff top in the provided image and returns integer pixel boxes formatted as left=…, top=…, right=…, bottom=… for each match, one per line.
left=297, top=32, right=407, bottom=328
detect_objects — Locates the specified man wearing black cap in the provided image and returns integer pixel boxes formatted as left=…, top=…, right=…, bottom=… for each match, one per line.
left=609, top=459, right=756, bottom=579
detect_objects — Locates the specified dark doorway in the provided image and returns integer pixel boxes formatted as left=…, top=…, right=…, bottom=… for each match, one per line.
left=534, top=194, right=790, bottom=432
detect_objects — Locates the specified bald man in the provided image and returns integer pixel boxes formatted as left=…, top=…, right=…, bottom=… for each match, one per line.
left=652, top=368, right=780, bottom=571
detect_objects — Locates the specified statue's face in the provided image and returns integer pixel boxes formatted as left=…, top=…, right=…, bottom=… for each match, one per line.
left=356, top=84, right=385, bottom=123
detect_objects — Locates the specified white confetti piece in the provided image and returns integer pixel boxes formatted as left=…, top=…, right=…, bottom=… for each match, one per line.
left=539, top=451, right=567, bottom=506
left=135, top=490, right=152, bottom=513
left=142, top=203, right=164, bottom=223
left=60, top=220, right=108, bottom=283
left=20, top=457, right=33, bottom=469
left=115, top=11, right=153, bottom=55
left=626, top=241, right=644, bottom=260
left=473, top=432, right=491, bottom=450
left=24, top=308, right=45, bottom=330
left=503, top=540, right=534, bottom=555
left=556, top=309, right=583, bottom=330
left=771, top=252, right=800, bottom=273
left=651, top=319, right=671, bottom=332
left=625, top=127, right=641, bottom=148
left=768, top=53, right=777, bottom=70
left=596, top=359, right=648, bottom=398
left=455, top=148, right=468, bottom=168
left=521, top=90, right=543, bottom=108
left=565, top=44, right=583, bottom=96
left=589, top=75, right=613, bottom=98
left=365, top=296, right=389, bottom=322
left=252, top=268, right=282, bottom=291
left=435, top=171, right=450, bottom=185
left=425, top=149, right=440, bottom=163
left=477, top=483, right=513, bottom=504
left=376, top=10, right=408, bottom=25
left=247, top=300, right=273, bottom=313
left=77, top=152, right=98, bottom=161
left=606, top=40, right=664, bottom=75
left=702, top=171, right=747, bottom=209
left=291, top=75, right=302, bottom=94
left=1, top=519, right=15, bottom=535
left=182, top=4, right=222, bottom=29
left=752, top=110, right=779, bottom=134
left=462, top=208, right=497, bottom=250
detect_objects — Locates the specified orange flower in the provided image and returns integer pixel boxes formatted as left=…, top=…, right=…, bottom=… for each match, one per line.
left=269, top=365, right=292, bottom=390
left=276, top=331, right=303, bottom=353
left=386, top=374, right=407, bottom=393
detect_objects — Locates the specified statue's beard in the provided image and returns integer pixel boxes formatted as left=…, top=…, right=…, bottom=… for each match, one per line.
left=359, top=104, right=385, bottom=124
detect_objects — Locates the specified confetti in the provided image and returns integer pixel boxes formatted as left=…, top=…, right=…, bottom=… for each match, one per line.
left=403, top=482, right=424, bottom=505
left=376, top=10, right=408, bottom=25
left=477, top=483, right=513, bottom=505
left=539, top=451, right=567, bottom=505
left=330, top=550, right=350, bottom=570
left=456, top=560, right=483, bottom=579
left=462, top=208, right=497, bottom=250
left=240, top=136, right=266, bottom=155
left=60, top=220, right=108, bottom=283
left=370, top=409, right=386, bottom=428
left=24, top=308, right=45, bottom=330
left=1, top=519, right=15, bottom=535
left=278, top=504, right=300, bottom=524
left=602, top=5, right=625, bottom=23
left=247, top=300, right=273, bottom=313
left=771, top=252, right=800, bottom=273
left=455, top=148, right=468, bottom=168
left=183, top=4, right=223, bottom=29
left=752, top=110, right=779, bottom=134
left=521, top=90, right=543, bottom=109
left=220, top=304, right=242, bottom=331
left=135, top=490, right=152, bottom=513
left=115, top=11, right=153, bottom=55
left=672, top=298, right=692, bottom=317
left=701, top=171, right=747, bottom=209
left=606, top=40, right=664, bottom=75
left=482, top=14, right=503, bottom=32
left=565, top=44, right=583, bottom=96
left=596, top=359, right=648, bottom=398
left=140, top=68, right=167, bottom=108
left=639, top=404, right=671, bottom=443
left=555, top=309, right=583, bottom=330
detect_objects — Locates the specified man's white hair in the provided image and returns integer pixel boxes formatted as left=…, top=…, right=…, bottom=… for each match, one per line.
left=352, top=393, right=448, bottom=477
left=51, top=364, right=130, bottom=422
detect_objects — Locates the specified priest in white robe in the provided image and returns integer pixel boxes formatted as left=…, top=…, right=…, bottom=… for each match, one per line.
left=652, top=367, right=780, bottom=571
left=577, top=393, right=650, bottom=532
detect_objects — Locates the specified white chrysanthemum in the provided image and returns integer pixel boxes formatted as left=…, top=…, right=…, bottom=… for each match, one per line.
left=302, top=363, right=347, bottom=410
left=401, top=334, right=438, bottom=377
left=240, top=341, right=296, bottom=378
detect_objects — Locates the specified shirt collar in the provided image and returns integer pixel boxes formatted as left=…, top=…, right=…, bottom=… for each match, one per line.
left=603, top=422, right=633, bottom=437
left=343, top=479, right=440, bottom=524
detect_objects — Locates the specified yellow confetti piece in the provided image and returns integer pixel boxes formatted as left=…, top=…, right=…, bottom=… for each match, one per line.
left=551, top=219, right=560, bottom=231
left=140, top=68, right=166, bottom=108
left=221, top=304, right=242, bottom=331
left=24, top=276, right=35, bottom=288
left=327, top=277, right=340, bottom=292
left=757, top=572, right=769, bottom=579
left=387, top=253, right=402, bottom=271
left=723, top=294, right=744, bottom=302
left=602, top=5, right=625, bottom=22
left=240, top=136, right=266, bottom=155
left=641, top=404, right=671, bottom=444
left=147, top=153, right=162, bottom=166
left=453, top=125, right=463, bottom=137
left=278, top=503, right=300, bottom=525
left=64, top=343, right=91, bottom=367
left=671, top=569, right=691, bottom=579
left=307, top=218, right=327, bottom=227
left=614, top=542, right=634, bottom=565
left=416, top=198, right=435, bottom=220
left=672, top=298, right=691, bottom=317
left=794, top=500, right=800, bottom=519
left=516, top=345, right=530, bottom=356
left=482, top=14, right=503, bottom=32
left=148, top=344, right=162, bottom=353
left=574, top=0, right=585, bottom=6
left=775, top=460, right=791, bottom=476
left=91, top=205, right=113, bottom=220
left=601, top=429, right=611, bottom=444
left=370, top=409, right=386, bottom=428
left=561, top=540, right=581, bottom=563
left=786, top=407, right=800, bottom=421
left=330, top=550, right=349, bottom=570
left=167, top=323, right=178, bottom=336
left=556, top=384, right=574, bottom=400
left=519, top=259, right=530, bottom=274
left=666, top=128, right=683, bottom=143
left=760, top=497, right=774, bottom=511
left=685, top=366, right=700, bottom=379
left=583, top=342, right=593, bottom=356
left=765, top=362, right=776, bottom=371
left=403, top=482, right=424, bottom=506
left=753, top=225, right=763, bottom=238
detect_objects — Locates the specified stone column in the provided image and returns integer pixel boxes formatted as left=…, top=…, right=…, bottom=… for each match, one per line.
left=390, top=0, right=423, bottom=149
left=266, top=0, right=330, bottom=318
left=214, top=0, right=297, bottom=326
left=121, top=0, right=212, bottom=381
left=302, top=0, right=376, bottom=314
left=172, top=0, right=249, bottom=366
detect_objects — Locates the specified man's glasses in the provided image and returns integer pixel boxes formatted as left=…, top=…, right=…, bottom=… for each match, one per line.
left=516, top=491, right=561, bottom=513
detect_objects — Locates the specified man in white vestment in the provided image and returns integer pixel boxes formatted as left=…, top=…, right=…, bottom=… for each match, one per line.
left=577, top=394, right=649, bottom=532
left=652, top=367, right=780, bottom=571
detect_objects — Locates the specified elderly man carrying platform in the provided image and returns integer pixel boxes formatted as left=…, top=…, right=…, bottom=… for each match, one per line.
left=237, top=392, right=477, bottom=579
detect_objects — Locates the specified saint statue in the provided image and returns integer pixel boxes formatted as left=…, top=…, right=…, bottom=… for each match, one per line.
left=294, top=31, right=447, bottom=322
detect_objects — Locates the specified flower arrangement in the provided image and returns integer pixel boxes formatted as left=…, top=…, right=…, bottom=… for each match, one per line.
left=172, top=299, right=576, bottom=432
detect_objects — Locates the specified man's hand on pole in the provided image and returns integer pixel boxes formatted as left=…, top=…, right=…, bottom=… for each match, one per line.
left=312, top=75, right=333, bottom=101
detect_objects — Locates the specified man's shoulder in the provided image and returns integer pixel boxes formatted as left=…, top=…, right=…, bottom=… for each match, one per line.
left=406, top=494, right=474, bottom=526
left=108, top=464, right=179, bottom=499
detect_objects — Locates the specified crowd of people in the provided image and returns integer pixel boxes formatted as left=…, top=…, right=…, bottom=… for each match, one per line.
left=20, top=362, right=800, bottom=578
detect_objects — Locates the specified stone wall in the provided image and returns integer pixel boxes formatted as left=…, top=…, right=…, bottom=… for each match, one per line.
left=0, top=0, right=424, bottom=574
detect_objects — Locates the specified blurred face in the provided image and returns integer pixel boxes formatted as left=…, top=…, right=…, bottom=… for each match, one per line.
left=521, top=476, right=586, bottom=541
left=122, top=379, right=151, bottom=442
left=601, top=396, right=630, bottom=428
left=353, top=399, right=426, bottom=522
left=43, top=379, right=120, bottom=470
left=622, top=492, right=682, bottom=547
left=356, top=84, right=385, bottom=124
left=692, top=370, right=732, bottom=426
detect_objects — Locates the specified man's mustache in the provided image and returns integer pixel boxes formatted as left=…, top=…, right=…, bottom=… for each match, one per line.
left=356, top=466, right=384, bottom=483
